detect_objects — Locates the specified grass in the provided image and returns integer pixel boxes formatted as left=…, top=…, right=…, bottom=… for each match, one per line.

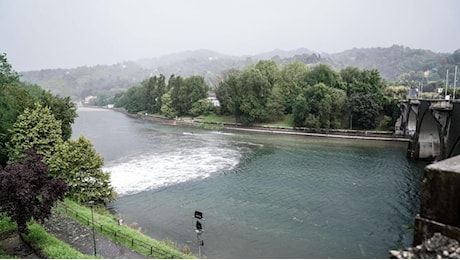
left=198, top=114, right=236, bottom=124
left=23, top=221, right=95, bottom=259
left=0, top=213, right=91, bottom=259
left=57, top=199, right=194, bottom=259
left=0, top=214, right=17, bottom=233
left=0, top=214, right=18, bottom=259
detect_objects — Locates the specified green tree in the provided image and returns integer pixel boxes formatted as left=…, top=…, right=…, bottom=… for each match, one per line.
left=238, top=66, right=272, bottom=123
left=215, top=69, right=242, bottom=117
left=0, top=53, right=19, bottom=87
left=160, top=91, right=178, bottom=118
left=48, top=136, right=115, bottom=204
left=38, top=90, right=77, bottom=140
left=6, top=103, right=63, bottom=163
left=122, top=86, right=146, bottom=113
left=0, top=84, right=34, bottom=165
left=292, top=94, right=308, bottom=126
left=305, top=64, right=345, bottom=90
left=170, top=75, right=209, bottom=116
left=190, top=98, right=212, bottom=117
left=277, top=62, right=309, bottom=114
left=304, top=83, right=346, bottom=129
left=348, top=93, right=381, bottom=129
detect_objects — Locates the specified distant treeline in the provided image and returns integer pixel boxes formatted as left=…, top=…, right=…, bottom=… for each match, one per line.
left=108, top=61, right=413, bottom=130
left=20, top=46, right=460, bottom=101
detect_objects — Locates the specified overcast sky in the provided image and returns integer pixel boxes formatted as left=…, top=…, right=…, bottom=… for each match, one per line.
left=1, top=0, right=459, bottom=72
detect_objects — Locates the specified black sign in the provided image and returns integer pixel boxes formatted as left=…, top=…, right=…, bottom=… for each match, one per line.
left=194, top=210, right=203, bottom=219
left=196, top=220, right=203, bottom=231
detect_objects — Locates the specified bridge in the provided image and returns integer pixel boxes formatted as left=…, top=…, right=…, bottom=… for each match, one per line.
left=397, top=99, right=460, bottom=160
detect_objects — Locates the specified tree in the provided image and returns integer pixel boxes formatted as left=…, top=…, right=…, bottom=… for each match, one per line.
left=292, top=83, right=346, bottom=129
left=48, top=136, right=115, bottom=204
left=0, top=54, right=34, bottom=165
left=0, top=150, right=67, bottom=234
left=348, top=93, right=381, bottom=129
left=0, top=53, right=19, bottom=87
left=160, top=91, right=178, bottom=119
left=0, top=83, right=34, bottom=165
left=216, top=69, right=242, bottom=117
left=38, top=90, right=77, bottom=140
left=190, top=98, right=212, bottom=117
left=169, top=75, right=209, bottom=116
left=277, top=62, right=309, bottom=114
left=305, top=64, right=345, bottom=90
left=6, top=103, right=63, bottom=163
left=238, top=66, right=272, bottom=123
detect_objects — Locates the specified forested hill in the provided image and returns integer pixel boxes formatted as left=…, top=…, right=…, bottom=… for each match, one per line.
left=20, top=45, right=459, bottom=100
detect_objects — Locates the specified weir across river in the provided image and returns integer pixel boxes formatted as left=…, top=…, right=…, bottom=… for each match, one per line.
left=397, top=99, right=460, bottom=160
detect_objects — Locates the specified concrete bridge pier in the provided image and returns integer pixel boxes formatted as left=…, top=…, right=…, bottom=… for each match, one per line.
left=399, top=100, right=459, bottom=161
left=413, top=155, right=460, bottom=245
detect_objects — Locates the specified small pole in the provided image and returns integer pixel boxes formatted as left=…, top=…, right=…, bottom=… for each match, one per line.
left=454, top=65, right=458, bottom=99
left=89, top=201, right=97, bottom=256
left=445, top=69, right=449, bottom=99
left=194, top=211, right=204, bottom=258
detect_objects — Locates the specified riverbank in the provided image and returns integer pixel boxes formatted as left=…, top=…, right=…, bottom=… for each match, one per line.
left=106, top=106, right=409, bottom=142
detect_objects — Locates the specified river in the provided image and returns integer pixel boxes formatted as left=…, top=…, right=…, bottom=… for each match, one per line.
left=71, top=107, right=427, bottom=258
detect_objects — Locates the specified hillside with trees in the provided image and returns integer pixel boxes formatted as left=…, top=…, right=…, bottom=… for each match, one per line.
left=19, top=46, right=460, bottom=101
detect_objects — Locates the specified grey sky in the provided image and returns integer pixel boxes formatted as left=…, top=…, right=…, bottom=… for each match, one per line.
left=1, top=0, right=459, bottom=72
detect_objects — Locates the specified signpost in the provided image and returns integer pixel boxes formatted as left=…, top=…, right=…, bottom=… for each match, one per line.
left=193, top=210, right=204, bottom=258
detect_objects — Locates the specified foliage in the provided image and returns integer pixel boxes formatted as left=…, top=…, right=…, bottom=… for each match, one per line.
left=216, top=61, right=281, bottom=124
left=0, top=83, right=34, bottom=165
left=0, top=53, right=19, bottom=87
left=23, top=220, right=94, bottom=259
left=190, top=98, right=212, bottom=117
left=276, top=62, right=310, bottom=114
left=160, top=91, right=178, bottom=118
left=0, top=150, right=67, bottom=234
left=293, top=83, right=346, bottom=129
left=48, top=136, right=115, bottom=204
left=6, top=103, right=63, bottom=163
left=37, top=90, right=77, bottom=140
left=0, top=55, right=77, bottom=165
left=348, top=93, right=381, bottom=129
left=305, top=63, right=345, bottom=90
left=170, top=75, right=209, bottom=115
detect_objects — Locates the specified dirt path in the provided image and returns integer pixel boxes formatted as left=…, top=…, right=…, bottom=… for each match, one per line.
left=42, top=210, right=147, bottom=258
left=1, top=231, right=41, bottom=259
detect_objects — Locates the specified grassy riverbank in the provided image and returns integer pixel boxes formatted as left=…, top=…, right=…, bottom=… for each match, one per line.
left=0, top=213, right=93, bottom=259
left=57, top=199, right=194, bottom=259
left=1, top=200, right=194, bottom=259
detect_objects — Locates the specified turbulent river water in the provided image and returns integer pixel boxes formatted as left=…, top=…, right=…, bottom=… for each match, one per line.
left=72, top=107, right=427, bottom=258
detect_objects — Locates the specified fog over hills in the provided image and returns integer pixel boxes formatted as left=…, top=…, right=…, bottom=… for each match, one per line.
left=20, top=45, right=457, bottom=100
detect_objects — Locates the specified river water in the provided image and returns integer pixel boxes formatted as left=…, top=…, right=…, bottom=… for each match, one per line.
left=72, top=107, right=427, bottom=258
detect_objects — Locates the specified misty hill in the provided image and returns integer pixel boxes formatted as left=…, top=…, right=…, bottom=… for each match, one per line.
left=20, top=45, right=457, bottom=100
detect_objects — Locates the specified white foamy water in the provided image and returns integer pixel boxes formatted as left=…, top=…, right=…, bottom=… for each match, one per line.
left=105, top=144, right=242, bottom=196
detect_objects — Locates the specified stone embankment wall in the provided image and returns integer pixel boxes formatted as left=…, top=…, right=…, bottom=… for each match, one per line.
left=390, top=155, right=460, bottom=258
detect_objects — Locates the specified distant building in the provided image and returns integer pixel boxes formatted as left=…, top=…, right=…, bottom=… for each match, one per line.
left=84, top=95, right=97, bottom=104
left=207, top=92, right=220, bottom=107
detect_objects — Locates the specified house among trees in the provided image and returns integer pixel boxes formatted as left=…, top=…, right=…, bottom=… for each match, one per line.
left=207, top=91, right=220, bottom=107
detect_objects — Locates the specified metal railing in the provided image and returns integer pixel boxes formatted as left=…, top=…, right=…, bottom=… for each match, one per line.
left=61, top=205, right=182, bottom=259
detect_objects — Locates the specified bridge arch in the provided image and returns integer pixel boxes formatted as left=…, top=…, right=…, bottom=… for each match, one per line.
left=417, top=101, right=441, bottom=159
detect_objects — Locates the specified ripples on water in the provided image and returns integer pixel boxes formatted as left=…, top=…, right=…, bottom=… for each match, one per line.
left=72, top=109, right=427, bottom=259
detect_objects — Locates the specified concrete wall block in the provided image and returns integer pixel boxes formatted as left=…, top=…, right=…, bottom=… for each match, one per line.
left=420, top=156, right=460, bottom=227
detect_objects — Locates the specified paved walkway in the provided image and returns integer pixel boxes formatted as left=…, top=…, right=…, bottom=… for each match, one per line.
left=42, top=210, right=147, bottom=259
